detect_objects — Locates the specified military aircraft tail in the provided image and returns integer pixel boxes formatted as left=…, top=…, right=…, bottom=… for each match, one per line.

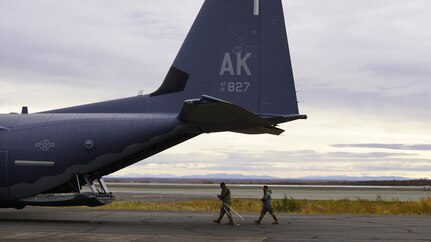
left=150, top=0, right=300, bottom=116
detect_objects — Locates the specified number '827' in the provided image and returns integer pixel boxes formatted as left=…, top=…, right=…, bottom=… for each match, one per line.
left=220, top=82, right=251, bottom=93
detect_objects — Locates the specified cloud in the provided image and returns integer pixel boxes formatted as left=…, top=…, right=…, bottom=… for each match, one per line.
left=289, top=0, right=431, bottom=123
left=333, top=143, right=431, bottom=151
left=354, top=160, right=431, bottom=172
left=116, top=147, right=430, bottom=179
left=328, top=152, right=416, bottom=158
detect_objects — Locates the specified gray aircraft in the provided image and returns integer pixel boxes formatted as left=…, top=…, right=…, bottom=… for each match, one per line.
left=0, top=0, right=306, bottom=209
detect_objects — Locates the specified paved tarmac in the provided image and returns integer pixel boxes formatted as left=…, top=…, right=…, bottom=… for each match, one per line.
left=0, top=207, right=430, bottom=241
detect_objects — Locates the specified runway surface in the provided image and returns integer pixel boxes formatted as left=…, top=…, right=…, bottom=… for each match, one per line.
left=1, top=207, right=430, bottom=241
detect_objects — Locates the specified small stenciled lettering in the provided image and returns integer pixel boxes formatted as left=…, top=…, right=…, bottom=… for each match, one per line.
left=220, top=82, right=251, bottom=93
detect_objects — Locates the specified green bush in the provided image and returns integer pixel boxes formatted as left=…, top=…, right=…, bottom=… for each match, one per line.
left=274, top=194, right=301, bottom=213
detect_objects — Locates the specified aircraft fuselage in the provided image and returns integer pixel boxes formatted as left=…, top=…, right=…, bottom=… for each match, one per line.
left=0, top=113, right=195, bottom=201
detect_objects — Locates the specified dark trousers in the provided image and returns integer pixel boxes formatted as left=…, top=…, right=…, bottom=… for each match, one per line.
left=258, top=207, right=277, bottom=221
left=218, top=203, right=233, bottom=221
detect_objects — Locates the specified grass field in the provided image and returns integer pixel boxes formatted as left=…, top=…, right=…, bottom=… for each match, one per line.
left=95, top=195, right=431, bottom=216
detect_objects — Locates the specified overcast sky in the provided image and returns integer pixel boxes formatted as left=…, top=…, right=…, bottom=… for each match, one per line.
left=0, top=0, right=430, bottom=178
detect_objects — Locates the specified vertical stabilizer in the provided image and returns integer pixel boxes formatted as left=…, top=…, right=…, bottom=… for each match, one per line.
left=150, top=0, right=299, bottom=115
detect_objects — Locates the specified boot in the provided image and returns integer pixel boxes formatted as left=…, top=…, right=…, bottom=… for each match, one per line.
left=272, top=214, right=279, bottom=224
left=213, top=219, right=221, bottom=224
left=254, top=220, right=261, bottom=225
left=226, top=218, right=235, bottom=225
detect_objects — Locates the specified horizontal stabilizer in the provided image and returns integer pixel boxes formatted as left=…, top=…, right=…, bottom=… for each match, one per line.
left=179, top=95, right=284, bottom=135
left=234, top=126, right=285, bottom=136
left=0, top=126, right=9, bottom=131
left=260, top=114, right=308, bottom=123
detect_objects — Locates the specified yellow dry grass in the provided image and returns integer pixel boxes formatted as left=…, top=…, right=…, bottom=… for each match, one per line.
left=94, top=197, right=431, bottom=216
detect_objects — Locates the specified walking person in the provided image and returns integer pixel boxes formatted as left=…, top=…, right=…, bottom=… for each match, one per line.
left=213, top=182, right=235, bottom=225
left=255, top=185, right=279, bottom=225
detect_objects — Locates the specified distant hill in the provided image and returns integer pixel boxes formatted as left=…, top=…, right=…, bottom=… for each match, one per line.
left=297, top=175, right=411, bottom=181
